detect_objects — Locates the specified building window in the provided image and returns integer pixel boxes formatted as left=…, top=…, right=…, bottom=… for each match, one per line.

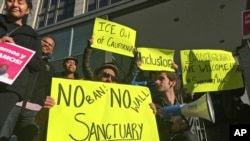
left=47, top=21, right=94, bottom=61
left=87, top=0, right=122, bottom=12
left=37, top=0, right=75, bottom=28
left=111, top=0, right=123, bottom=4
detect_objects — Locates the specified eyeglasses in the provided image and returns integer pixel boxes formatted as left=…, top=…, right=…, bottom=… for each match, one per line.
left=41, top=40, right=54, bottom=48
left=102, top=71, right=116, bottom=82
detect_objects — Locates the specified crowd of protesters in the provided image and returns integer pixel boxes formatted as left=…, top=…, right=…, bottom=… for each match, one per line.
left=0, top=1, right=249, bottom=141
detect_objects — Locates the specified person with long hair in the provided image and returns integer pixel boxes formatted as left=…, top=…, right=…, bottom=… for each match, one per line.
left=0, top=0, right=43, bottom=139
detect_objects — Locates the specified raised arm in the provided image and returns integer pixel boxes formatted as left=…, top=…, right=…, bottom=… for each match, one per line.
left=122, top=47, right=141, bottom=84
left=82, top=37, right=94, bottom=80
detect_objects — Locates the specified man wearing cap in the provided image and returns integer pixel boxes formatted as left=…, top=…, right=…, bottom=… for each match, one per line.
left=93, top=63, right=118, bottom=83
left=55, top=57, right=82, bottom=79
left=82, top=37, right=118, bottom=83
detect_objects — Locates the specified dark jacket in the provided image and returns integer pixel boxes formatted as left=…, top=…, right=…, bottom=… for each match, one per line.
left=0, top=14, right=42, bottom=99
left=81, top=41, right=139, bottom=83
left=30, top=57, right=55, bottom=106
left=154, top=95, right=195, bottom=141
left=82, top=42, right=94, bottom=80
left=54, top=71, right=82, bottom=79
left=122, top=51, right=141, bottom=84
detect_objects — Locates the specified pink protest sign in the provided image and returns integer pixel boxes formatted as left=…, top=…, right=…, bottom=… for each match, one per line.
left=0, top=42, right=35, bottom=85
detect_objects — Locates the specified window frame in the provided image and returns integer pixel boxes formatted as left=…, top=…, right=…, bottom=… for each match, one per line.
left=36, top=0, right=75, bottom=28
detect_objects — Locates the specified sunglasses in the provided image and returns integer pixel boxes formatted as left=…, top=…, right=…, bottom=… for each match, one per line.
left=102, top=71, right=116, bottom=81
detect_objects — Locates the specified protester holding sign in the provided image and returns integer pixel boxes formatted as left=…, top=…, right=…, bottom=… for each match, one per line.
left=82, top=36, right=142, bottom=84
left=0, top=0, right=44, bottom=133
left=33, top=35, right=57, bottom=141
left=0, top=35, right=56, bottom=141
left=82, top=36, right=119, bottom=83
left=149, top=71, right=197, bottom=141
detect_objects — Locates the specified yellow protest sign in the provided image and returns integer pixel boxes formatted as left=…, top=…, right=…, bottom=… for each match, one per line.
left=137, top=47, right=175, bottom=71
left=180, top=49, right=244, bottom=93
left=92, top=17, right=136, bottom=57
left=46, top=78, right=159, bottom=141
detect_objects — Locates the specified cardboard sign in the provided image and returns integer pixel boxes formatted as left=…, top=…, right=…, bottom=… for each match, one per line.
left=137, top=47, right=175, bottom=71
left=180, top=49, right=244, bottom=93
left=92, top=17, right=136, bottom=57
left=46, top=78, right=160, bottom=141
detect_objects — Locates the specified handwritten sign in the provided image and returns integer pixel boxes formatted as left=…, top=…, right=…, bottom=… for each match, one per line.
left=180, top=49, right=244, bottom=93
left=137, top=47, right=175, bottom=71
left=46, top=78, right=159, bottom=141
left=0, top=42, right=35, bottom=84
left=92, top=17, right=136, bottom=57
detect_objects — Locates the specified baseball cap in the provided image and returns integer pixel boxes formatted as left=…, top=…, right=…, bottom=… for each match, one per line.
left=94, top=62, right=118, bottom=76
left=63, top=56, right=78, bottom=65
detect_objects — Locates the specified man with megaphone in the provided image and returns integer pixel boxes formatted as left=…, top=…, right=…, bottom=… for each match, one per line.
left=150, top=71, right=198, bottom=141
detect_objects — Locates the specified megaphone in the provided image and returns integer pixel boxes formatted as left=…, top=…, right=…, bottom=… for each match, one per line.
left=160, top=92, right=215, bottom=123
